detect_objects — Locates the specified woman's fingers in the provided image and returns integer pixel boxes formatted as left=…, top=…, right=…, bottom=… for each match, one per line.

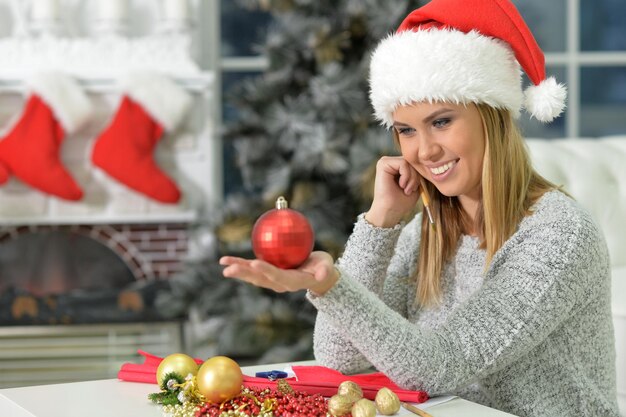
left=221, top=261, right=256, bottom=281
left=398, top=160, right=420, bottom=195
left=219, top=256, right=251, bottom=267
left=221, top=257, right=309, bottom=292
left=223, top=263, right=282, bottom=291
left=220, top=257, right=273, bottom=287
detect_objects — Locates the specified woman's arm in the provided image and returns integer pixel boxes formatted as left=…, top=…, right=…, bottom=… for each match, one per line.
left=312, top=214, right=421, bottom=373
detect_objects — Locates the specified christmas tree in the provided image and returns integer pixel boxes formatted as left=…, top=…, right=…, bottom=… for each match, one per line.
left=158, top=0, right=423, bottom=363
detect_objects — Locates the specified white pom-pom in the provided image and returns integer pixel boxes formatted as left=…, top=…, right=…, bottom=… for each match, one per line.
left=523, top=77, right=567, bottom=123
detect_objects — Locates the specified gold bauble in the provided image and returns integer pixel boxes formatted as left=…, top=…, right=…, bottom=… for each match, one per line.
left=196, top=356, right=243, bottom=403
left=352, top=398, right=377, bottom=417
left=337, top=380, right=363, bottom=403
left=375, top=387, right=401, bottom=415
left=156, top=353, right=199, bottom=386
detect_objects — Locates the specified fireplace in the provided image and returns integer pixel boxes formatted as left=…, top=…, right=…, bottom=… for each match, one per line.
left=0, top=220, right=205, bottom=388
left=0, top=70, right=216, bottom=326
left=0, top=34, right=216, bottom=319
left=0, top=223, right=190, bottom=325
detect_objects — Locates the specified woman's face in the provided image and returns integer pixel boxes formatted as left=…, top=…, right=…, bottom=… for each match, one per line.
left=392, top=101, right=486, bottom=206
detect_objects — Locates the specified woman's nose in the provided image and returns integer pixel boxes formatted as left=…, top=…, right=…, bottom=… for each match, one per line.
left=418, top=135, right=441, bottom=162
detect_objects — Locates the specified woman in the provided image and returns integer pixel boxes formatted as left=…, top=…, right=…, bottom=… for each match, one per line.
left=220, top=0, right=620, bottom=415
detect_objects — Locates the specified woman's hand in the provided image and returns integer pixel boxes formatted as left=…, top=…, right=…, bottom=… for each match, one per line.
left=366, top=156, right=421, bottom=227
left=220, top=251, right=338, bottom=296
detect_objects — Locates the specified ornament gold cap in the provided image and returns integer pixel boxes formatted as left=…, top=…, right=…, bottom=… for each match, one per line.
left=276, top=196, right=288, bottom=209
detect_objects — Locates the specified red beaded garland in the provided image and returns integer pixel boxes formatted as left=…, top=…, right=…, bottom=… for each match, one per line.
left=195, top=386, right=329, bottom=417
left=251, top=197, right=314, bottom=269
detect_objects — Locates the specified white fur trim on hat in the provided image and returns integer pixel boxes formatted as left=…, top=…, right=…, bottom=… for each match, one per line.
left=369, top=29, right=523, bottom=128
left=524, top=77, right=567, bottom=122
left=121, top=72, right=192, bottom=132
left=27, top=72, right=94, bottom=133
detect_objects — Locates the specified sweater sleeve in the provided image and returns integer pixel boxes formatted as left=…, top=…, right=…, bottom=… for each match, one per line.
left=309, top=214, right=421, bottom=374
left=308, top=198, right=609, bottom=394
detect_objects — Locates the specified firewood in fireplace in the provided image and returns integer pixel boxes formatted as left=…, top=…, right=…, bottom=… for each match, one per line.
left=44, top=295, right=57, bottom=311
left=11, top=295, right=38, bottom=319
left=118, top=290, right=144, bottom=313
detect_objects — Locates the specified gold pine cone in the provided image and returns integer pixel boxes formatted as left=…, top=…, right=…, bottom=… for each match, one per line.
left=375, top=387, right=401, bottom=415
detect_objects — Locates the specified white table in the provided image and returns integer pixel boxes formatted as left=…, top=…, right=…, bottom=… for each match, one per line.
left=0, top=363, right=517, bottom=417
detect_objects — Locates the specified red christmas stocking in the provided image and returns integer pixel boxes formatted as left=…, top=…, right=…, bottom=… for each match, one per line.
left=0, top=161, right=9, bottom=184
left=91, top=72, right=192, bottom=204
left=0, top=73, right=93, bottom=200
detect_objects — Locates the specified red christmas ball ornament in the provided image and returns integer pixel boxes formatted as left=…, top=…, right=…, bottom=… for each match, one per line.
left=251, top=196, right=314, bottom=269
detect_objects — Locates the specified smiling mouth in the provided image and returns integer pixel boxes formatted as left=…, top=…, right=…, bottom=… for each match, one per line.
left=429, top=159, right=458, bottom=175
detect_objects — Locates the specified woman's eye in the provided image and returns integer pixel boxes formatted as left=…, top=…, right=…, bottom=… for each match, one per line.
left=396, top=127, right=415, bottom=135
left=433, top=118, right=451, bottom=128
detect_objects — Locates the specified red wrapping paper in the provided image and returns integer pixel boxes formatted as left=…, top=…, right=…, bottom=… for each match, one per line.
left=118, top=350, right=428, bottom=403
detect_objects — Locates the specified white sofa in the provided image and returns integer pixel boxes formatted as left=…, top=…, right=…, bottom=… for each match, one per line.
left=526, top=138, right=626, bottom=415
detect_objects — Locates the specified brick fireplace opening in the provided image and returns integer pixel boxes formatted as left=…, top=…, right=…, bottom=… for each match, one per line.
left=0, top=223, right=189, bottom=325
left=0, top=223, right=193, bottom=388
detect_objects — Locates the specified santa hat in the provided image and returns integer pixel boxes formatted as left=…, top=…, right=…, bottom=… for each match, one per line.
left=369, top=0, right=567, bottom=128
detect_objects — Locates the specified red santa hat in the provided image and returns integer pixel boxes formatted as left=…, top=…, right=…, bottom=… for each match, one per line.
left=369, top=0, right=567, bottom=128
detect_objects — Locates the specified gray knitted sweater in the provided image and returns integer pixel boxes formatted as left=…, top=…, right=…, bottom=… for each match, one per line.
left=307, top=191, right=620, bottom=417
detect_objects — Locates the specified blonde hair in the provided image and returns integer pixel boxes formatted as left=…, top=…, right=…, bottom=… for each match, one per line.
left=403, top=104, right=560, bottom=307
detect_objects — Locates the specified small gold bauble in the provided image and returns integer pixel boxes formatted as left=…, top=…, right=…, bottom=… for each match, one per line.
left=156, top=353, right=199, bottom=386
left=375, top=387, right=401, bottom=415
left=328, top=394, right=353, bottom=417
left=196, top=356, right=243, bottom=403
left=351, top=398, right=377, bottom=417
left=337, top=380, right=363, bottom=403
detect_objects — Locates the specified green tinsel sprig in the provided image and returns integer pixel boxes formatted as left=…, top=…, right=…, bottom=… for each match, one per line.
left=148, top=372, right=186, bottom=405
